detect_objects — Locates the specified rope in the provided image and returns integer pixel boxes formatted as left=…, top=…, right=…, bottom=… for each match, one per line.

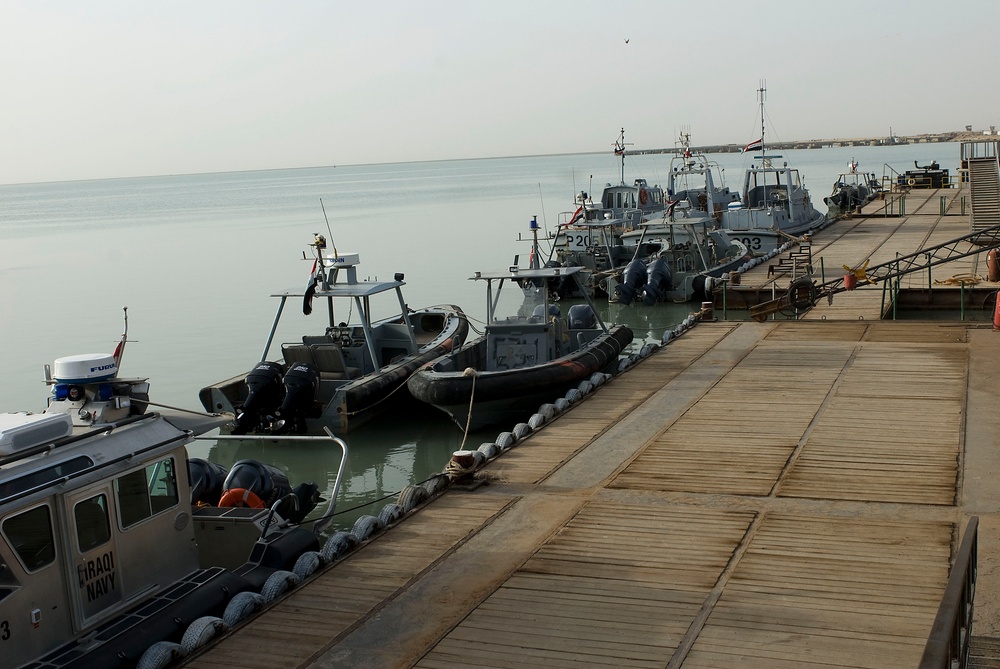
left=145, top=401, right=225, bottom=418
left=458, top=368, right=477, bottom=450
left=934, top=273, right=984, bottom=286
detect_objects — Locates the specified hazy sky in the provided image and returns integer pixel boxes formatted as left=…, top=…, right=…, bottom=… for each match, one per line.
left=2, top=1, right=997, bottom=184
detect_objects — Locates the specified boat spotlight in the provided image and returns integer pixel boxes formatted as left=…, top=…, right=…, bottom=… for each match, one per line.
left=394, top=273, right=404, bottom=281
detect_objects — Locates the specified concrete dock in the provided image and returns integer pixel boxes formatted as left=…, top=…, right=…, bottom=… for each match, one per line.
left=181, top=186, right=999, bottom=669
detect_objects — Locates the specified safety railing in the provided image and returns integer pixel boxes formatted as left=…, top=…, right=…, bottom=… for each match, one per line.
left=919, top=516, right=978, bottom=669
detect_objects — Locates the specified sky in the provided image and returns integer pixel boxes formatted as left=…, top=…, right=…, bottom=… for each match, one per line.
left=1, top=0, right=997, bottom=185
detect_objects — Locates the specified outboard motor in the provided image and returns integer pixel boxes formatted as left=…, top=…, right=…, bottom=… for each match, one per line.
left=641, top=257, right=672, bottom=306
left=219, top=460, right=321, bottom=523
left=232, top=361, right=284, bottom=434
left=567, top=304, right=597, bottom=330
left=530, top=304, right=560, bottom=322
left=188, top=458, right=230, bottom=506
left=272, top=362, right=320, bottom=435
left=222, top=459, right=292, bottom=508
left=615, top=258, right=648, bottom=305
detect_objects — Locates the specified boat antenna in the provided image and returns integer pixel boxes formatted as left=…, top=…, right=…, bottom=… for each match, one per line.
left=613, top=128, right=631, bottom=185
left=113, top=306, right=129, bottom=371
left=318, top=197, right=341, bottom=286
left=757, top=80, right=767, bottom=161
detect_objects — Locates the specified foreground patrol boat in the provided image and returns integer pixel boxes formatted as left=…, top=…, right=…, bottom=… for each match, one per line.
left=1, top=347, right=345, bottom=668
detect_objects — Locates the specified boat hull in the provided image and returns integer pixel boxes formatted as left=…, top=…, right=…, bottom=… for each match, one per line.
left=200, top=305, right=468, bottom=434
left=408, top=324, right=633, bottom=431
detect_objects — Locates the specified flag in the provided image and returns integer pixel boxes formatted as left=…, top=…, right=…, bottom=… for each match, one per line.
left=684, top=148, right=692, bottom=158
left=742, top=137, right=763, bottom=153
left=562, top=205, right=584, bottom=227
left=613, top=141, right=625, bottom=156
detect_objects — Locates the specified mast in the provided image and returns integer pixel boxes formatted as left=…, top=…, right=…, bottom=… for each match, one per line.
left=757, top=81, right=767, bottom=161
left=613, top=128, right=631, bottom=185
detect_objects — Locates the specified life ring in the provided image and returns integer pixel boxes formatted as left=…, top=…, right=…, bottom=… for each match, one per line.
left=639, top=188, right=648, bottom=205
left=218, top=487, right=265, bottom=509
left=907, top=178, right=916, bottom=186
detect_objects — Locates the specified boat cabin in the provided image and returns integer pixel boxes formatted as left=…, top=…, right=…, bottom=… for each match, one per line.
left=0, top=413, right=204, bottom=668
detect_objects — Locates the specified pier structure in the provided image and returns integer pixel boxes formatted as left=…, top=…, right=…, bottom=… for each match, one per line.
left=182, top=180, right=1000, bottom=667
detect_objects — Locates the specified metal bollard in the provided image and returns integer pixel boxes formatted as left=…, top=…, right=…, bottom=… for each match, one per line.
left=940, top=195, right=946, bottom=216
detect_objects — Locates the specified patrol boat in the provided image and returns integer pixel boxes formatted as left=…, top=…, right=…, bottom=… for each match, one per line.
left=1, top=345, right=345, bottom=668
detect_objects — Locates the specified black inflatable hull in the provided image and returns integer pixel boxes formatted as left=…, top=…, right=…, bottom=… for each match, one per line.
left=408, top=324, right=632, bottom=431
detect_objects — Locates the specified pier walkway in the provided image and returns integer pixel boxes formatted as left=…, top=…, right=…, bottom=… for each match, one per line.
left=183, top=316, right=999, bottom=668
left=180, top=185, right=1000, bottom=668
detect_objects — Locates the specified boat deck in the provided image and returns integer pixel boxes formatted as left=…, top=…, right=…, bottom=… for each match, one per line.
left=182, top=310, right=1000, bottom=668
left=179, top=185, right=1000, bottom=668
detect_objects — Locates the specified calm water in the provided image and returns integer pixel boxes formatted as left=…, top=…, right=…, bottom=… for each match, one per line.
left=0, top=142, right=962, bottom=529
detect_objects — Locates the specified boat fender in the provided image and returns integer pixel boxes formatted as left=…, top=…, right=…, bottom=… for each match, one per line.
left=321, top=531, right=359, bottom=562
left=137, top=641, right=188, bottom=669
left=478, top=442, right=500, bottom=460
left=495, top=431, right=516, bottom=450
left=639, top=343, right=656, bottom=358
left=538, top=403, right=558, bottom=420
left=222, top=591, right=266, bottom=627
left=564, top=388, right=582, bottom=404
left=293, top=551, right=324, bottom=580
left=527, top=413, right=546, bottom=430
left=378, top=503, right=404, bottom=528
left=352, top=515, right=382, bottom=542
left=577, top=380, right=593, bottom=396
left=512, top=422, right=532, bottom=441
left=180, top=616, right=228, bottom=653
left=423, top=474, right=450, bottom=496
left=218, top=487, right=265, bottom=509
left=589, top=372, right=607, bottom=387
left=261, top=570, right=300, bottom=603
left=554, top=397, right=571, bottom=412
left=617, top=358, right=631, bottom=374
left=397, top=485, right=429, bottom=513
left=661, top=330, right=673, bottom=344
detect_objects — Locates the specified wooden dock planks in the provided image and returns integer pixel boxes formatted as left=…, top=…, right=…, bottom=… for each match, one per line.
left=183, top=314, right=975, bottom=669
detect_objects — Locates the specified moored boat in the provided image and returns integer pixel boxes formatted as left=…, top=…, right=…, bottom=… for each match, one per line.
left=1, top=345, right=349, bottom=669
left=718, top=85, right=828, bottom=254
left=199, top=235, right=468, bottom=435
left=407, top=264, right=633, bottom=432
left=609, top=220, right=750, bottom=304
left=620, top=132, right=740, bottom=249
left=547, top=129, right=668, bottom=290
left=824, top=160, right=882, bottom=217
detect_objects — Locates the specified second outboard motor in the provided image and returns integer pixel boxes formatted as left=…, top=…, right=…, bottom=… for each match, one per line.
left=567, top=304, right=597, bottom=330
left=222, top=459, right=292, bottom=508
left=188, top=458, right=230, bottom=506
left=273, top=362, right=320, bottom=435
left=641, top=258, right=672, bottom=306
left=530, top=304, right=560, bottom=322
left=232, top=361, right=284, bottom=434
left=615, top=258, right=648, bottom=305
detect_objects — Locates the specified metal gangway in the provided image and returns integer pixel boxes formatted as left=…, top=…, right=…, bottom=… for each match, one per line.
left=750, top=223, right=1000, bottom=321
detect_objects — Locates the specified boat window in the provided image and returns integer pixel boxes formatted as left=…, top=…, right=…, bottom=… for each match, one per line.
left=0, top=456, right=93, bottom=502
left=115, top=457, right=179, bottom=528
left=2, top=504, right=55, bottom=571
left=75, top=495, right=111, bottom=552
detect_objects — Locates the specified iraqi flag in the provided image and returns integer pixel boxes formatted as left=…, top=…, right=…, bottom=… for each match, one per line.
left=742, top=137, right=763, bottom=153
left=562, top=205, right=584, bottom=227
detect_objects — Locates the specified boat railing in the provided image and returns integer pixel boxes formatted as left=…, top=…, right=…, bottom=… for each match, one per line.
left=918, top=516, right=978, bottom=669
left=194, top=428, right=348, bottom=535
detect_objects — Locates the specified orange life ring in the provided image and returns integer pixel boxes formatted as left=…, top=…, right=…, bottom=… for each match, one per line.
left=639, top=188, right=648, bottom=205
left=218, top=487, right=265, bottom=509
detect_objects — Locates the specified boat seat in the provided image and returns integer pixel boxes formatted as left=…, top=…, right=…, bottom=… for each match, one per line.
left=310, top=344, right=362, bottom=380
left=281, top=343, right=314, bottom=367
